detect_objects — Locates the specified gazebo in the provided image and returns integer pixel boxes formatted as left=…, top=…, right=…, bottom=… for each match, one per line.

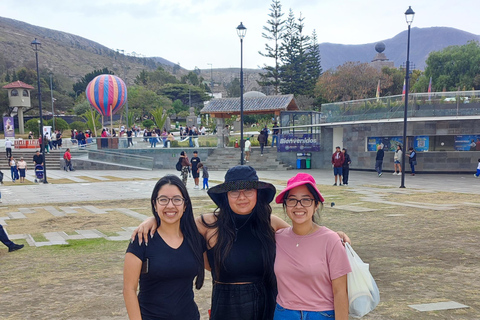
left=2, top=80, right=35, bottom=134
left=200, top=93, right=299, bottom=147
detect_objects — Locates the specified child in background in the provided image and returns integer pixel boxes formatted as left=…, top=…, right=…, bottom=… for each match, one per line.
left=475, top=159, right=480, bottom=178
left=197, top=162, right=209, bottom=190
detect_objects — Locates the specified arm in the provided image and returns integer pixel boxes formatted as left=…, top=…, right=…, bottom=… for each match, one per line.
left=123, top=253, right=143, bottom=320
left=271, top=215, right=290, bottom=231
left=131, top=217, right=157, bottom=245
left=332, top=274, right=349, bottom=320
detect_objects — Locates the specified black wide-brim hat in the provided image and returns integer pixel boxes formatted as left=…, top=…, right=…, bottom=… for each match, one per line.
left=207, top=165, right=276, bottom=207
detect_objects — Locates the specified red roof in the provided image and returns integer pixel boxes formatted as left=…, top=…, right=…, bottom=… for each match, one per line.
left=2, top=81, right=35, bottom=90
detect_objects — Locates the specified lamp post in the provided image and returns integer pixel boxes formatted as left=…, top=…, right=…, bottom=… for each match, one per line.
left=236, top=22, right=246, bottom=165
left=207, top=63, right=213, bottom=93
left=31, top=38, right=47, bottom=183
left=49, top=74, right=55, bottom=132
left=400, top=6, right=415, bottom=189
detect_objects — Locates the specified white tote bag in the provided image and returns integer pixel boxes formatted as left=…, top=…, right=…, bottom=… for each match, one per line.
left=345, top=243, right=380, bottom=318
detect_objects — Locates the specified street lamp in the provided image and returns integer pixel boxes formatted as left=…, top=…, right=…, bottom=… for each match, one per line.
left=400, top=6, right=415, bottom=188
left=31, top=38, right=48, bottom=183
left=49, top=73, right=55, bottom=132
left=236, top=22, right=246, bottom=165
left=207, top=63, right=213, bottom=93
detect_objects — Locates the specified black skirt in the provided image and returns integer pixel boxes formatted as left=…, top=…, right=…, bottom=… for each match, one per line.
left=210, top=282, right=275, bottom=320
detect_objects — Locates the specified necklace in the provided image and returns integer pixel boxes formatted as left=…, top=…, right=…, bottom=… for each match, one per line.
left=293, top=224, right=316, bottom=247
left=231, top=212, right=253, bottom=242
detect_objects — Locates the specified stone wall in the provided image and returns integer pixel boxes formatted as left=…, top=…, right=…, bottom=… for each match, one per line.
left=275, top=119, right=480, bottom=173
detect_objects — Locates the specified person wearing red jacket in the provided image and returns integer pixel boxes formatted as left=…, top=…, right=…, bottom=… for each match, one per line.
left=331, top=146, right=345, bottom=186
left=63, top=148, right=74, bottom=171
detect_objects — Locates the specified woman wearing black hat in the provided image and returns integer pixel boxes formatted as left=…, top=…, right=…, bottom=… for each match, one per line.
left=200, top=165, right=281, bottom=319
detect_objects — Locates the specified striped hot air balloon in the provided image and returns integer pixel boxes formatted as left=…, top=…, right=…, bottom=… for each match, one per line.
left=86, top=75, right=127, bottom=116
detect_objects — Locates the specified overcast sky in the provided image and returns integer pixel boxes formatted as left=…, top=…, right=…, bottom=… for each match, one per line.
left=1, top=0, right=479, bottom=70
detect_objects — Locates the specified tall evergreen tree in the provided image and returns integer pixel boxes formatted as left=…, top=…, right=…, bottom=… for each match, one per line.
left=258, top=0, right=285, bottom=95
left=279, top=10, right=311, bottom=96
left=304, top=29, right=322, bottom=96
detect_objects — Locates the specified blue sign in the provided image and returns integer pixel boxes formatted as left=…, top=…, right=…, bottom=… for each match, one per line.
left=278, top=134, right=320, bottom=152
left=367, top=136, right=403, bottom=152
left=414, top=136, right=429, bottom=152
left=455, top=135, right=480, bottom=151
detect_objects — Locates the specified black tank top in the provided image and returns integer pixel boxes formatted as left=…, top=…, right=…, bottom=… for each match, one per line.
left=207, top=212, right=264, bottom=283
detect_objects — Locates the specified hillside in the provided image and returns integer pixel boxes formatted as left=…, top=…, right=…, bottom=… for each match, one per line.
left=1, top=15, right=479, bottom=95
left=319, top=27, right=480, bottom=71
left=0, top=16, right=172, bottom=86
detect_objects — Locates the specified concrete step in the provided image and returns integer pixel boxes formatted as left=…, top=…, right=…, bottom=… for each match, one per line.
left=205, top=147, right=292, bottom=171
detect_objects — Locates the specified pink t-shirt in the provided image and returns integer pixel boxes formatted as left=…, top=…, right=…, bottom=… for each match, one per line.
left=274, top=226, right=352, bottom=311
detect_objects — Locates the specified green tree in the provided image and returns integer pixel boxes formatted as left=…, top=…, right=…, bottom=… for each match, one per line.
left=142, top=119, right=154, bottom=129
left=69, top=121, right=87, bottom=132
left=151, top=107, right=169, bottom=130
left=172, top=99, right=188, bottom=114
left=225, top=78, right=241, bottom=97
left=315, top=62, right=392, bottom=102
left=424, top=41, right=480, bottom=91
left=72, top=67, right=114, bottom=95
left=25, top=118, right=41, bottom=137
left=278, top=10, right=312, bottom=96
left=157, top=84, right=209, bottom=107
left=45, top=117, right=70, bottom=131
left=74, top=100, right=92, bottom=116
left=257, top=0, right=285, bottom=95
left=81, top=110, right=102, bottom=135
left=127, top=85, right=172, bottom=117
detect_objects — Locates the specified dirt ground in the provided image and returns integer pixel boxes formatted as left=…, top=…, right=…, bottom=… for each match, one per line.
left=0, top=185, right=479, bottom=320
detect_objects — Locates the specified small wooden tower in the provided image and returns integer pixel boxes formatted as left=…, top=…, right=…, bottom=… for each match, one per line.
left=2, top=80, right=35, bottom=134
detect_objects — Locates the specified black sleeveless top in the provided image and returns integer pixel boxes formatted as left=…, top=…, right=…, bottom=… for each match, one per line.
left=207, top=212, right=264, bottom=283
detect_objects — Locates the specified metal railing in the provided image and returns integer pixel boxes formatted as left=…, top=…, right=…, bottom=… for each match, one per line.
left=321, top=90, right=480, bottom=123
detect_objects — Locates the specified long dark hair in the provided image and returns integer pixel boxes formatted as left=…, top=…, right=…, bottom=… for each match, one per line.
left=150, top=175, right=205, bottom=289
left=202, top=189, right=276, bottom=290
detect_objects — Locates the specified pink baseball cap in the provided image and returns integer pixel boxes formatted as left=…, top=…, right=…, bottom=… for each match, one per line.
left=275, top=173, right=325, bottom=204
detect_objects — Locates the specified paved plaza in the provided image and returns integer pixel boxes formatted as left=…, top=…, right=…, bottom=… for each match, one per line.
left=1, top=168, right=478, bottom=248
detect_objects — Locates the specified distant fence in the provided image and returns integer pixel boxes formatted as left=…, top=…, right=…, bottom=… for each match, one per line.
left=321, top=90, right=480, bottom=123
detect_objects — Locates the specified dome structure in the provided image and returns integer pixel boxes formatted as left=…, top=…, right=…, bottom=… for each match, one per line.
left=243, top=91, right=266, bottom=98
left=375, top=42, right=386, bottom=53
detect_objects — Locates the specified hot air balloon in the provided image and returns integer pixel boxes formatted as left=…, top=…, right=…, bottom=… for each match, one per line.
left=86, top=74, right=127, bottom=116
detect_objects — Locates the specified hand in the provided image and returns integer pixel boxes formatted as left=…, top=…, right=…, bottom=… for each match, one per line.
left=336, top=231, right=351, bottom=245
left=131, top=217, right=157, bottom=245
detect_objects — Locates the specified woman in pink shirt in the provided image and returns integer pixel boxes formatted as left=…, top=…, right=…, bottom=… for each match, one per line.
left=273, top=173, right=351, bottom=320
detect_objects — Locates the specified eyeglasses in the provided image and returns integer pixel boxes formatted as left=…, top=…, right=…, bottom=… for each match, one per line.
left=156, top=196, right=185, bottom=206
left=228, top=189, right=256, bottom=198
left=284, top=198, right=315, bottom=207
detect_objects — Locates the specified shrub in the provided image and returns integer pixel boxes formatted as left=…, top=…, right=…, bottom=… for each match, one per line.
left=142, top=119, right=155, bottom=129
left=69, top=121, right=87, bottom=132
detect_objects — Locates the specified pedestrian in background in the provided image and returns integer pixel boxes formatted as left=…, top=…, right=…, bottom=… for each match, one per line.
left=342, top=148, right=351, bottom=186
left=375, top=144, right=385, bottom=177
left=474, top=158, right=480, bottom=178
left=393, top=145, right=402, bottom=175
left=197, top=162, right=209, bottom=190
left=63, top=148, right=74, bottom=171
left=409, top=147, right=417, bottom=176
left=179, top=151, right=190, bottom=186
left=17, top=157, right=27, bottom=183
left=258, top=130, right=267, bottom=156
left=5, top=138, right=12, bottom=159
left=191, top=151, right=201, bottom=189
left=331, top=146, right=344, bottom=186
left=9, top=156, right=17, bottom=183
left=244, top=137, right=251, bottom=162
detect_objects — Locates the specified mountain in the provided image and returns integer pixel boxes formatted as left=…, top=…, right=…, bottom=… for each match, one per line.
left=318, top=27, right=480, bottom=71
left=0, top=16, right=177, bottom=86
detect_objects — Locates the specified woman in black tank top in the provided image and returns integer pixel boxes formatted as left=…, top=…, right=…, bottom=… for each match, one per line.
left=203, top=166, right=277, bottom=319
